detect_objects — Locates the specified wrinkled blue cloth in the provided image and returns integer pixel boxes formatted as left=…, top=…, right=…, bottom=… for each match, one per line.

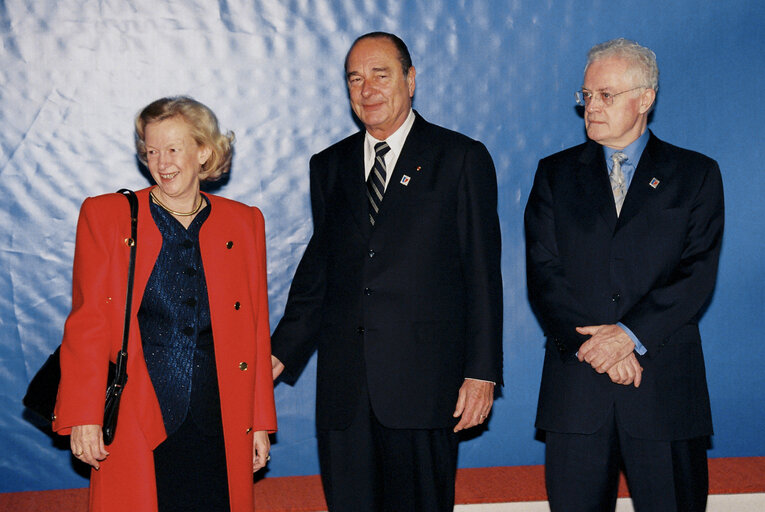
left=139, top=199, right=222, bottom=436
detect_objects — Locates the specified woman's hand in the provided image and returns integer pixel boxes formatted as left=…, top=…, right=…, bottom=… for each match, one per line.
left=71, top=424, right=109, bottom=470
left=252, top=430, right=270, bottom=472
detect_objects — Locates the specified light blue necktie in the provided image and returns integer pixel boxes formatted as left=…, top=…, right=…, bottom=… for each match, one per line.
left=610, top=151, right=627, bottom=216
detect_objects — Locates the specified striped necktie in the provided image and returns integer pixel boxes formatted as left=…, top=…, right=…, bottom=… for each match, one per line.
left=610, top=151, right=628, bottom=216
left=366, top=141, right=391, bottom=226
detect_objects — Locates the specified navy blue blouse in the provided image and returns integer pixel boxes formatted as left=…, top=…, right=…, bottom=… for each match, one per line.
left=138, top=199, right=222, bottom=436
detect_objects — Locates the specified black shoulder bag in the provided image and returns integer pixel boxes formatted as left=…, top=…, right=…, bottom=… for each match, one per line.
left=23, top=189, right=138, bottom=445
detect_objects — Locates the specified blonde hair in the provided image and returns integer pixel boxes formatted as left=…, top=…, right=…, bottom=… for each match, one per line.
left=135, top=96, right=235, bottom=181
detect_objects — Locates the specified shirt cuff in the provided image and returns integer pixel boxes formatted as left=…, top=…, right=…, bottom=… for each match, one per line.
left=618, top=322, right=647, bottom=355
left=465, top=377, right=496, bottom=385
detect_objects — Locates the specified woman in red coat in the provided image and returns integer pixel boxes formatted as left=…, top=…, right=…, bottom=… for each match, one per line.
left=53, top=96, right=277, bottom=511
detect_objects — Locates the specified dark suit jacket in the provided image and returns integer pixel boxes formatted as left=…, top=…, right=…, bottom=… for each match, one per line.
left=525, top=132, right=724, bottom=440
left=272, top=112, right=503, bottom=430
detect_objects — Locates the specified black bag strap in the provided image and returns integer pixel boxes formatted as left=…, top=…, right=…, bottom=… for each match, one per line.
left=113, top=189, right=138, bottom=388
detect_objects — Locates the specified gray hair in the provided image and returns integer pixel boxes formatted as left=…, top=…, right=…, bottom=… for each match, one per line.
left=586, top=38, right=659, bottom=92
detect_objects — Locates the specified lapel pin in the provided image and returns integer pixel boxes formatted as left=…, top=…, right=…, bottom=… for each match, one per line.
left=400, top=175, right=411, bottom=186
left=416, top=166, right=422, bottom=171
left=649, top=178, right=660, bottom=189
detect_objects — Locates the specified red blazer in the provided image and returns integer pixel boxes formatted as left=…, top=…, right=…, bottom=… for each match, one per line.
left=53, top=187, right=277, bottom=512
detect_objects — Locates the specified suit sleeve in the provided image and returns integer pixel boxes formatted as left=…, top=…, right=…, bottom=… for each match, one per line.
left=620, top=161, right=724, bottom=355
left=250, top=207, right=277, bottom=432
left=53, top=198, right=115, bottom=434
left=456, top=141, right=504, bottom=384
left=270, top=155, right=329, bottom=384
left=524, top=161, right=591, bottom=358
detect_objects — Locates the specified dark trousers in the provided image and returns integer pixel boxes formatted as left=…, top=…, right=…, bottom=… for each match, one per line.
left=153, top=414, right=230, bottom=512
left=545, top=408, right=708, bottom=512
left=317, top=389, right=459, bottom=512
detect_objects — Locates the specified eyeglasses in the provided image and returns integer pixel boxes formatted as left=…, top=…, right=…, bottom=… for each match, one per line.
left=575, top=86, right=646, bottom=107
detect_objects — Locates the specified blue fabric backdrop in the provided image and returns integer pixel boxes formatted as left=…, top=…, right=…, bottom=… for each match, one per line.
left=1, top=0, right=763, bottom=493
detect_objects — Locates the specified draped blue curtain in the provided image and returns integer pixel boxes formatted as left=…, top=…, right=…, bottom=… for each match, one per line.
left=1, top=0, right=763, bottom=492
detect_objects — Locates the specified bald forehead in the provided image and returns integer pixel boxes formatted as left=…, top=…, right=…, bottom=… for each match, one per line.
left=585, top=56, right=642, bottom=86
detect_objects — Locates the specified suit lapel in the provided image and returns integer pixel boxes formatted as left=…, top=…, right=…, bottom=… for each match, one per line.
left=372, top=113, right=430, bottom=227
left=337, top=133, right=371, bottom=238
left=576, top=141, right=618, bottom=232
left=618, top=133, right=672, bottom=229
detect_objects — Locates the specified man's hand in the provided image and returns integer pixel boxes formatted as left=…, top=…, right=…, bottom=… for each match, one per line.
left=577, top=324, right=635, bottom=373
left=606, top=352, right=643, bottom=387
left=271, top=355, right=284, bottom=380
left=453, top=379, right=494, bottom=432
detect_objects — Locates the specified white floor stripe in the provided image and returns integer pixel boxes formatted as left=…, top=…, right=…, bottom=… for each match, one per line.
left=453, top=493, right=765, bottom=511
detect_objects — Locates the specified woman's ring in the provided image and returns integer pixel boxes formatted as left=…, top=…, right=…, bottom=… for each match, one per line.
left=74, top=451, right=83, bottom=456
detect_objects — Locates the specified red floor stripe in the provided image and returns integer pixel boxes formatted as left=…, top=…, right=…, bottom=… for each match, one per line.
left=1, top=457, right=763, bottom=511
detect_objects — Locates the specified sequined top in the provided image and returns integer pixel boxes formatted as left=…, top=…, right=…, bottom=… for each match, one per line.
left=138, top=199, right=222, bottom=436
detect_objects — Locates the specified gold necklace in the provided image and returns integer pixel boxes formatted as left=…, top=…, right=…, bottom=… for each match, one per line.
left=150, top=190, right=204, bottom=216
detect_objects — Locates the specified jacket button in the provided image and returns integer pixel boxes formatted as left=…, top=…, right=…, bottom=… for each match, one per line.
left=611, top=293, right=621, bottom=302
left=364, top=287, right=372, bottom=295
left=357, top=327, right=365, bottom=334
left=246, top=427, right=252, bottom=434
left=226, top=241, right=234, bottom=249
left=239, top=362, right=248, bottom=371
left=234, top=301, right=241, bottom=310
left=368, top=249, right=375, bottom=258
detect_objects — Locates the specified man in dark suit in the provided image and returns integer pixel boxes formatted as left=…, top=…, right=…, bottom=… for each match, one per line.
left=525, top=38, right=724, bottom=512
left=270, top=32, right=503, bottom=511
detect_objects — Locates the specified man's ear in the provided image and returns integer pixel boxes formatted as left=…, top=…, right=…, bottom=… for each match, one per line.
left=639, top=88, right=656, bottom=114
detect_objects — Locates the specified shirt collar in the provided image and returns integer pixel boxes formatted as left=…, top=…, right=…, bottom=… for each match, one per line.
left=364, top=109, right=416, bottom=160
left=603, top=129, right=650, bottom=170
